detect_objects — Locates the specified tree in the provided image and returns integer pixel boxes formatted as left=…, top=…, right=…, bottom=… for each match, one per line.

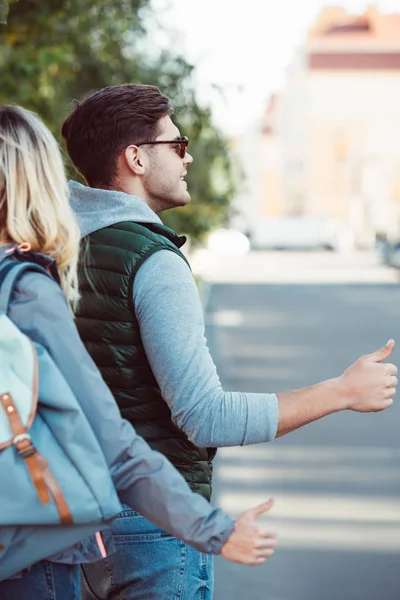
left=0, top=0, right=237, bottom=241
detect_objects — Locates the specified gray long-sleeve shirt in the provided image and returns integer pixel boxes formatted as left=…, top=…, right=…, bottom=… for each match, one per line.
left=69, top=181, right=279, bottom=446
left=1, top=247, right=234, bottom=558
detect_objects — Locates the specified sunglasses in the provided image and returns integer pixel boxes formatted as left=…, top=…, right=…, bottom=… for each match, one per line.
left=137, top=136, right=189, bottom=159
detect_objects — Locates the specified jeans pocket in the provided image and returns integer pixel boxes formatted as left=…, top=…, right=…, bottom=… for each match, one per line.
left=111, top=513, right=176, bottom=542
left=99, top=523, right=187, bottom=600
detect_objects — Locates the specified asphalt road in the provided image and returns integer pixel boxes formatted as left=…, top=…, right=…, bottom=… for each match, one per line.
left=204, top=252, right=400, bottom=600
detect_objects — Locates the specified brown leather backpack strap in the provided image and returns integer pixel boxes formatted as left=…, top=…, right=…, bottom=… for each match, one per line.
left=1, top=392, right=50, bottom=504
left=0, top=392, right=73, bottom=524
left=36, top=454, right=73, bottom=525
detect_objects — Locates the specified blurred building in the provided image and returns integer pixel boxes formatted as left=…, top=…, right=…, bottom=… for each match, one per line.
left=229, top=93, right=286, bottom=235
left=229, top=124, right=264, bottom=235
left=235, top=6, right=400, bottom=247
left=259, top=94, right=285, bottom=217
left=278, top=6, right=400, bottom=245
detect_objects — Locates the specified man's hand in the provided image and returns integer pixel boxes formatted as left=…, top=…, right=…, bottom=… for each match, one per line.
left=221, top=498, right=277, bottom=566
left=337, top=339, right=397, bottom=412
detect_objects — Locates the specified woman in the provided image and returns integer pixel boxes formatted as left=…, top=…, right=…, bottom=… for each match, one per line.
left=0, top=105, right=276, bottom=599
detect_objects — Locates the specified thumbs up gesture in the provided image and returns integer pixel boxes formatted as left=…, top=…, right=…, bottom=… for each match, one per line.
left=221, top=498, right=277, bottom=565
left=338, top=339, right=397, bottom=412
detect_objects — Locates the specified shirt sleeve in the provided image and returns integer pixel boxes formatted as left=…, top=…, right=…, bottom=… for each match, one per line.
left=133, top=250, right=279, bottom=447
left=8, top=272, right=234, bottom=555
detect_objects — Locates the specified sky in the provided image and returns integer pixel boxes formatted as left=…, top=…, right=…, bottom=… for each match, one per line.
left=150, top=0, right=400, bottom=135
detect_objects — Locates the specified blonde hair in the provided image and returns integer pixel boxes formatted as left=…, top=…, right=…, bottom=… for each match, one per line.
left=0, top=105, right=80, bottom=310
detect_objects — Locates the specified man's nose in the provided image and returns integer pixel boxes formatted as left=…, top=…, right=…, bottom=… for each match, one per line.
left=184, top=152, right=193, bottom=166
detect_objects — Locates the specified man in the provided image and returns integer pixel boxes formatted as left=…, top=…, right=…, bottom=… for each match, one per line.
left=62, top=84, right=397, bottom=600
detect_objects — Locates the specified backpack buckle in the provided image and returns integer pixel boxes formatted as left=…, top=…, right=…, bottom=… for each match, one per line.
left=13, top=433, right=37, bottom=458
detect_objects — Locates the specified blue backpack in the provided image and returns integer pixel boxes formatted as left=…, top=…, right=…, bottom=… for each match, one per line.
left=0, top=260, right=122, bottom=581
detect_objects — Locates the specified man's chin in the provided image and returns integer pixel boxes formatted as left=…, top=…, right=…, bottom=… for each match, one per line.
left=158, top=193, right=191, bottom=212
left=175, top=191, right=191, bottom=207
left=181, top=191, right=191, bottom=205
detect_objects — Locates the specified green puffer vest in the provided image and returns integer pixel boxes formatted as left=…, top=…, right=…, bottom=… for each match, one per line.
left=75, top=221, right=216, bottom=501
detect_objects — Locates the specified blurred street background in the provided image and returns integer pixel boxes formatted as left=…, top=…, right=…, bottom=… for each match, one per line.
left=2, top=0, right=400, bottom=598
left=202, top=250, right=400, bottom=600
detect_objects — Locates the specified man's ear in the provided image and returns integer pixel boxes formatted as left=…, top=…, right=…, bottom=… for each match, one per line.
left=124, top=145, right=146, bottom=175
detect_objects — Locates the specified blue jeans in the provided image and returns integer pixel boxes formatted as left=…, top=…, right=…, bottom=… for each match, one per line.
left=0, top=560, right=80, bottom=599
left=81, top=508, right=214, bottom=600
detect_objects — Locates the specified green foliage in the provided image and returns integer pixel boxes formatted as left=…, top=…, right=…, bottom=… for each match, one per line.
left=0, top=1, right=148, bottom=125
left=0, top=0, right=237, bottom=241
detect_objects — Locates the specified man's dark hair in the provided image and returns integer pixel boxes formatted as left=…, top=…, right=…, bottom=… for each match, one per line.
left=61, top=84, right=173, bottom=187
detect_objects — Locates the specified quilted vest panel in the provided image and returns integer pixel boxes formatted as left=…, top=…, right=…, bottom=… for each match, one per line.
left=75, top=222, right=216, bottom=501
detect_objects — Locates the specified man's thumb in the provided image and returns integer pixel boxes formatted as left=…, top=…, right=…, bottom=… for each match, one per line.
left=249, top=498, right=274, bottom=519
left=367, top=339, right=395, bottom=362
